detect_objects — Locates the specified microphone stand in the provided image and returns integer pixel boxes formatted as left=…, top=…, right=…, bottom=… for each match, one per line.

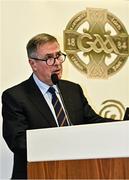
left=51, top=74, right=73, bottom=126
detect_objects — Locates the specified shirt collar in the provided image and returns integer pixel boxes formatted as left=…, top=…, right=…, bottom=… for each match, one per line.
left=33, top=73, right=59, bottom=95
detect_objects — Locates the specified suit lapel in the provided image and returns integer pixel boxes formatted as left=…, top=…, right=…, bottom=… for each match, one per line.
left=25, top=76, right=57, bottom=127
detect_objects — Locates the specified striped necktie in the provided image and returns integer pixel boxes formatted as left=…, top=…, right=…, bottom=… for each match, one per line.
left=48, top=87, right=68, bottom=126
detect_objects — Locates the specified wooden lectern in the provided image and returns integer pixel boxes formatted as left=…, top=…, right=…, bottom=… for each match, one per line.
left=27, top=121, right=129, bottom=179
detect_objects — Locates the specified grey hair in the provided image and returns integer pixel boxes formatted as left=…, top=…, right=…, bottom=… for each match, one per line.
left=26, top=33, right=58, bottom=58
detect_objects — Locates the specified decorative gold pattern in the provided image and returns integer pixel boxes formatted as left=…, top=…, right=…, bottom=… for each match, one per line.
left=64, top=8, right=129, bottom=79
left=99, top=99, right=125, bottom=120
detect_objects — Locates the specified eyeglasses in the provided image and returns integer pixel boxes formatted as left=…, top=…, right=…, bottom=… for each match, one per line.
left=30, top=52, right=66, bottom=66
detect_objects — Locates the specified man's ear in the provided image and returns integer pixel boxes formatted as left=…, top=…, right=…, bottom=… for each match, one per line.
left=29, top=59, right=37, bottom=71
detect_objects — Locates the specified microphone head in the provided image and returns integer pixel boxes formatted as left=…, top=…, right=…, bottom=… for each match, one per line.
left=51, top=74, right=59, bottom=85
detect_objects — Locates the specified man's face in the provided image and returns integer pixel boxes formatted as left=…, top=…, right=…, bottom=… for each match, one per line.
left=29, top=41, right=63, bottom=85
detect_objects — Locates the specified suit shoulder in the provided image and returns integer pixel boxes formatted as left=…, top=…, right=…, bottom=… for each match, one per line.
left=2, top=79, right=30, bottom=96
left=59, top=79, right=81, bottom=89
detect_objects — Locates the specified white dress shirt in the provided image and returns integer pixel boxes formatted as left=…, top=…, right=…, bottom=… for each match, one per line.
left=33, top=73, right=69, bottom=126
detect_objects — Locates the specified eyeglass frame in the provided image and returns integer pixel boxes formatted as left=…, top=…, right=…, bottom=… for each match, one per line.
left=29, top=51, right=66, bottom=66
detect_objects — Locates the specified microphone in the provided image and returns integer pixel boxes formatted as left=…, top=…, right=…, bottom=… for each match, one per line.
left=51, top=73, right=73, bottom=126
left=51, top=73, right=59, bottom=85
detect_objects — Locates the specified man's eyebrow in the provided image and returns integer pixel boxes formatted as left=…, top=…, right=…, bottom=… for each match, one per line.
left=44, top=51, right=61, bottom=57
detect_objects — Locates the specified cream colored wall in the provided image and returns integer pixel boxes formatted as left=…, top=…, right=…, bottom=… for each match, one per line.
left=0, top=0, right=129, bottom=179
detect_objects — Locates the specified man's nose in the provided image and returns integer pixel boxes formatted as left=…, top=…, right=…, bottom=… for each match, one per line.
left=54, top=58, right=61, bottom=65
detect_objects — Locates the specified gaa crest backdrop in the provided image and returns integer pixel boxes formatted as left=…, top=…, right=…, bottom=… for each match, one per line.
left=0, top=0, right=129, bottom=179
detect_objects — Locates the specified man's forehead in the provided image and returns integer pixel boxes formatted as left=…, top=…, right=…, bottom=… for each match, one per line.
left=37, top=42, right=60, bottom=52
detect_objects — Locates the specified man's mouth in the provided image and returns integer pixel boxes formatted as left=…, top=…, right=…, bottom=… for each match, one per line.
left=53, top=69, right=60, bottom=74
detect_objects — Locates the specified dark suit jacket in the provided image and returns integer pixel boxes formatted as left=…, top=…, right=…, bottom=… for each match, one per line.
left=2, top=75, right=113, bottom=179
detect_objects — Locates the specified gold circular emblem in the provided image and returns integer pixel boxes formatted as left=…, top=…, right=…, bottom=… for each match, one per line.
left=99, top=99, right=125, bottom=120
left=64, top=8, right=129, bottom=79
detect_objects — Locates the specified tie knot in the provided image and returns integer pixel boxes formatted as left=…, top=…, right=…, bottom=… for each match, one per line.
left=48, top=87, right=56, bottom=95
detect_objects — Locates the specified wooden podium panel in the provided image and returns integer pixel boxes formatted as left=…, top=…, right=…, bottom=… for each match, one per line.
left=28, top=158, right=129, bottom=179
left=27, top=122, right=129, bottom=179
